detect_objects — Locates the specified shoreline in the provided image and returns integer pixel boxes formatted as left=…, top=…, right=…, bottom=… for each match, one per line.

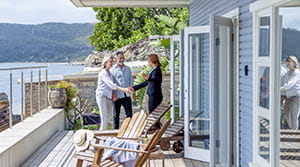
left=0, top=62, right=84, bottom=64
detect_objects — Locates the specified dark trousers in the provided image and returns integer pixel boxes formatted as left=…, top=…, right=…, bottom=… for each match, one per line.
left=113, top=97, right=133, bottom=129
left=148, top=94, right=163, bottom=114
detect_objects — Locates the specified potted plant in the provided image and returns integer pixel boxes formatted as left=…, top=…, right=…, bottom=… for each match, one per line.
left=48, top=81, right=74, bottom=108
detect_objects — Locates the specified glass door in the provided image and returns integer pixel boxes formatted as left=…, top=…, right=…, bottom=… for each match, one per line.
left=253, top=8, right=276, bottom=167
left=184, top=26, right=211, bottom=162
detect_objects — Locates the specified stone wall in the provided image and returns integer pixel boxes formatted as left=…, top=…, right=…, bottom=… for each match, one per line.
left=63, top=72, right=171, bottom=110
left=63, top=72, right=171, bottom=127
left=63, top=73, right=98, bottom=110
left=23, top=72, right=172, bottom=128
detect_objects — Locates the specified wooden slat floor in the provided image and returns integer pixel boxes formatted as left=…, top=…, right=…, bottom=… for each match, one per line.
left=22, top=130, right=300, bottom=167
left=22, top=131, right=75, bottom=167
left=280, top=129, right=300, bottom=167
left=23, top=130, right=208, bottom=167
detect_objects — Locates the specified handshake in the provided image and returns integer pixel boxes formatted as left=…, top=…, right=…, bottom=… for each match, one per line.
left=123, top=86, right=134, bottom=95
left=112, top=86, right=136, bottom=102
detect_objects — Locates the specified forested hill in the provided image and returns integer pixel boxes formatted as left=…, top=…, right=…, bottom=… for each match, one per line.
left=282, top=28, right=300, bottom=60
left=0, top=23, right=94, bottom=62
left=0, top=23, right=299, bottom=62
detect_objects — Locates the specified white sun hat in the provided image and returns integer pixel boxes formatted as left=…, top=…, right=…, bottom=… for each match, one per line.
left=73, top=129, right=94, bottom=152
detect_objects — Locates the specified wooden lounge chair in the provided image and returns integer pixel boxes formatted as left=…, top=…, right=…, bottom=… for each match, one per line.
left=94, top=104, right=172, bottom=138
left=160, top=115, right=184, bottom=153
left=94, top=110, right=148, bottom=142
left=143, top=104, right=172, bottom=135
left=74, top=120, right=171, bottom=167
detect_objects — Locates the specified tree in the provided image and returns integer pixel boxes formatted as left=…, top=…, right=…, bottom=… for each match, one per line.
left=89, top=8, right=188, bottom=51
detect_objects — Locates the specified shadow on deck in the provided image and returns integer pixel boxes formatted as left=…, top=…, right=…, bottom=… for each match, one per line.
left=22, top=130, right=208, bottom=167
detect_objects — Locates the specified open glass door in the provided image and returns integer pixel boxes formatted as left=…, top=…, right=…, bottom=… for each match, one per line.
left=184, top=16, right=234, bottom=165
left=253, top=8, right=276, bottom=167
left=210, top=15, right=233, bottom=167
left=184, top=26, right=211, bottom=162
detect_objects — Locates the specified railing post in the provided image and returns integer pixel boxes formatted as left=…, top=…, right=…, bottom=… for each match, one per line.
left=30, top=70, right=33, bottom=117
left=45, top=69, right=48, bottom=107
left=21, top=71, right=24, bottom=121
left=9, top=70, right=13, bottom=128
left=38, top=69, right=41, bottom=112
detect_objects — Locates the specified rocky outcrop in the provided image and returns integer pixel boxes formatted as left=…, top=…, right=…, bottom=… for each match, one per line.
left=0, top=92, right=21, bottom=132
left=84, top=36, right=170, bottom=68
left=0, top=93, right=9, bottom=126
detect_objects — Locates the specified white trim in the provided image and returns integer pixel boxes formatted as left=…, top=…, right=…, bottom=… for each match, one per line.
left=234, top=16, right=240, bottom=167
left=249, top=0, right=294, bottom=12
left=170, top=35, right=180, bottom=124
left=70, top=0, right=190, bottom=7
left=223, top=8, right=239, bottom=18
left=271, top=6, right=281, bottom=167
left=223, top=8, right=240, bottom=167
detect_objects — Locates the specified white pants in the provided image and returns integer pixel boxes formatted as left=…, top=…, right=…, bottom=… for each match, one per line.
left=283, top=96, right=300, bottom=130
left=96, top=94, right=113, bottom=130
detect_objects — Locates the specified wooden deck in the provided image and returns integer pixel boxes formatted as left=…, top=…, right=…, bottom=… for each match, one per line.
left=280, top=130, right=300, bottom=167
left=22, top=130, right=208, bottom=167
left=22, top=130, right=300, bottom=166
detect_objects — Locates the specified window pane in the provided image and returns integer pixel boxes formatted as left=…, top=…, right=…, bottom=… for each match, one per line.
left=259, top=67, right=270, bottom=109
left=258, top=117, right=270, bottom=162
left=259, top=16, right=271, bottom=57
left=188, top=33, right=210, bottom=149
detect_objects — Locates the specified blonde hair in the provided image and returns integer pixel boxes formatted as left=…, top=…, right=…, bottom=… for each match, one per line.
left=102, top=56, right=113, bottom=68
left=286, top=56, right=299, bottom=69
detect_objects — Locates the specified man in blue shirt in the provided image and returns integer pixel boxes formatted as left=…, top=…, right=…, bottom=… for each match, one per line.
left=110, top=51, right=135, bottom=129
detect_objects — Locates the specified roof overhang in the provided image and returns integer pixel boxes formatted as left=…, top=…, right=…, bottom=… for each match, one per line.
left=70, top=0, right=190, bottom=8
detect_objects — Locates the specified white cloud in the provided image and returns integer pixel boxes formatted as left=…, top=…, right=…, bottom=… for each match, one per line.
left=280, top=7, right=300, bottom=30
left=0, top=0, right=98, bottom=24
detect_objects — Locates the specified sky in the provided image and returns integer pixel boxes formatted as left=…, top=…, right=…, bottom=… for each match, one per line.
left=0, top=0, right=299, bottom=27
left=280, top=7, right=300, bottom=30
left=0, top=0, right=98, bottom=24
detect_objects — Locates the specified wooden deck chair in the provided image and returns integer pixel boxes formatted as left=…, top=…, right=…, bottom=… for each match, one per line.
left=94, top=104, right=172, bottom=138
left=94, top=110, right=148, bottom=141
left=143, top=104, right=172, bottom=135
left=160, top=115, right=184, bottom=153
left=74, top=120, right=171, bottom=167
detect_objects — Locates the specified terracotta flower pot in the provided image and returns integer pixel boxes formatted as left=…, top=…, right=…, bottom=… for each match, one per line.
left=48, top=88, right=67, bottom=108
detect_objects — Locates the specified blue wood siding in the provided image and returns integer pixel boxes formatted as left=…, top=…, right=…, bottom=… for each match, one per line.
left=189, top=0, right=239, bottom=26
left=238, top=1, right=256, bottom=166
left=189, top=0, right=257, bottom=166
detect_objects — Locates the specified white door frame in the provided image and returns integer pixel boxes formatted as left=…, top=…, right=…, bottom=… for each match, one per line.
left=251, top=5, right=281, bottom=167
left=222, top=8, right=240, bottom=167
left=184, top=25, right=211, bottom=162
left=250, top=1, right=300, bottom=166
left=170, top=35, right=181, bottom=123
left=210, top=15, right=234, bottom=167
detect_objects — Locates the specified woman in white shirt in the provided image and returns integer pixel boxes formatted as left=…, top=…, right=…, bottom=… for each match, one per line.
left=96, top=56, right=133, bottom=130
left=281, top=56, right=300, bottom=130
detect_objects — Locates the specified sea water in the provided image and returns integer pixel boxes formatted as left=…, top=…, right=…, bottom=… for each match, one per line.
left=0, top=63, right=84, bottom=114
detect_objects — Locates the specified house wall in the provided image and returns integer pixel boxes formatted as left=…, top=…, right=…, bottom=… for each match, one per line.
left=189, top=0, right=256, bottom=166
left=238, top=0, right=256, bottom=166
